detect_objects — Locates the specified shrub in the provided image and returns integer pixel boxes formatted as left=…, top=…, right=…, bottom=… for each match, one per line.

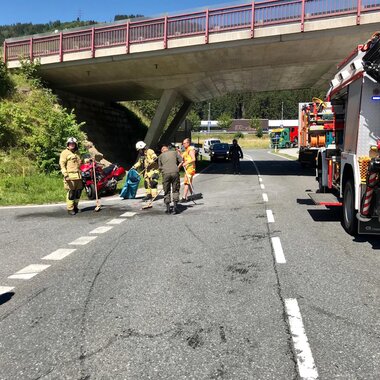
left=0, top=61, right=14, bottom=98
left=234, top=132, right=244, bottom=139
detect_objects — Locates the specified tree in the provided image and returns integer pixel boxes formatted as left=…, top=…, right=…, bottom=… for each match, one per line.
left=250, top=117, right=263, bottom=137
left=217, top=113, right=232, bottom=130
left=186, top=110, right=201, bottom=131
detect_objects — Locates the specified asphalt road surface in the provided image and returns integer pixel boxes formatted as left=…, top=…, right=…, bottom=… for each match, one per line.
left=0, top=149, right=379, bottom=379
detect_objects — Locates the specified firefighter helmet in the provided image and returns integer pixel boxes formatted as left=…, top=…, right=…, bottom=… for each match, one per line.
left=136, top=141, right=146, bottom=150
left=66, top=137, right=78, bottom=146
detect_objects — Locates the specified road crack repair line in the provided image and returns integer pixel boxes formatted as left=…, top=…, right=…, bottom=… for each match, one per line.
left=247, top=152, right=318, bottom=379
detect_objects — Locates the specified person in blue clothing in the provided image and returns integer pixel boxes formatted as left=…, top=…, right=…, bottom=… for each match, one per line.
left=228, top=139, right=243, bottom=174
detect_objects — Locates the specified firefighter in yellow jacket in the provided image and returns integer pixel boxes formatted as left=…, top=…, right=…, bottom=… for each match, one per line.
left=132, top=141, right=159, bottom=201
left=60, top=137, right=83, bottom=215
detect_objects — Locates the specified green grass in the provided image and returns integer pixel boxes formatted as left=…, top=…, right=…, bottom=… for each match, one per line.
left=0, top=173, right=66, bottom=206
left=192, top=133, right=270, bottom=149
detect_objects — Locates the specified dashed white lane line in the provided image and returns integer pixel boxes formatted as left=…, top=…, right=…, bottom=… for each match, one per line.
left=259, top=177, right=263, bottom=182
left=271, top=237, right=286, bottom=264
left=107, top=218, right=126, bottom=225
left=262, top=193, right=268, bottom=202
left=260, top=184, right=265, bottom=190
left=120, top=212, right=136, bottom=217
left=69, top=236, right=97, bottom=245
left=8, top=264, right=50, bottom=280
left=266, top=210, right=275, bottom=223
left=0, top=286, right=14, bottom=295
left=90, top=226, right=113, bottom=234
left=285, top=298, right=319, bottom=379
left=42, top=248, right=76, bottom=261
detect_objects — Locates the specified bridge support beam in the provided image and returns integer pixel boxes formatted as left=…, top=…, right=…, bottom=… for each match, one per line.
left=144, top=89, right=179, bottom=148
left=158, top=100, right=193, bottom=146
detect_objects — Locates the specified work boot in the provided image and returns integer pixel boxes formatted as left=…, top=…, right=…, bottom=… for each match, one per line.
left=142, top=194, right=152, bottom=202
left=67, top=209, right=76, bottom=216
left=173, top=202, right=179, bottom=214
left=165, top=204, right=171, bottom=214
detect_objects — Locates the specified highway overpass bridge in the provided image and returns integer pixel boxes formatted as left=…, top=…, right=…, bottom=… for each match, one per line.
left=4, top=0, right=380, bottom=146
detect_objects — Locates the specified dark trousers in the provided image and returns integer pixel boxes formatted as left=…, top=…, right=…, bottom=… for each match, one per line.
left=232, top=157, right=241, bottom=173
left=163, top=172, right=180, bottom=204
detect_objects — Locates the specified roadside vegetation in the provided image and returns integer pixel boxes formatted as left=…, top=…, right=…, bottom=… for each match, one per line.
left=0, top=61, right=87, bottom=206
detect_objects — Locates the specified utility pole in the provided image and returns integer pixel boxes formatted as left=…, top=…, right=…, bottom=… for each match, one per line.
left=281, top=101, right=284, bottom=126
left=208, top=102, right=211, bottom=134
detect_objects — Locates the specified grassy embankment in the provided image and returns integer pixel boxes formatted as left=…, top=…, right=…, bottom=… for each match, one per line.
left=192, top=132, right=270, bottom=149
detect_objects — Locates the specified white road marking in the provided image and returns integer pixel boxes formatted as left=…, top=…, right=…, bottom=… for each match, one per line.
left=268, top=151, right=295, bottom=161
left=42, top=248, right=76, bottom=261
left=69, top=236, right=97, bottom=245
left=8, top=264, right=50, bottom=280
left=262, top=193, right=268, bottom=202
left=120, top=212, right=136, bottom=217
left=90, top=226, right=113, bottom=234
left=271, top=237, right=286, bottom=264
left=285, top=298, right=319, bottom=379
left=0, top=286, right=14, bottom=295
left=260, top=184, right=265, bottom=190
left=107, top=219, right=125, bottom=225
left=259, top=177, right=263, bottom=182
left=266, top=210, right=275, bottom=223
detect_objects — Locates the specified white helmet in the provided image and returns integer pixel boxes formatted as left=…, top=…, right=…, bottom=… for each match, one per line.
left=135, top=141, right=146, bottom=150
left=66, top=137, right=78, bottom=145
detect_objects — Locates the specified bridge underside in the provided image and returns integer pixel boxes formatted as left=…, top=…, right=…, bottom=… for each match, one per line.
left=37, top=23, right=380, bottom=104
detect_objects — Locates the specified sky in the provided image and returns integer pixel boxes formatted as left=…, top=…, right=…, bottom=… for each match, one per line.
left=0, top=0, right=244, bottom=25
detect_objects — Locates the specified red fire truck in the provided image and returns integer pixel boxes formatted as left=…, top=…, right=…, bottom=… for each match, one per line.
left=306, top=33, right=380, bottom=235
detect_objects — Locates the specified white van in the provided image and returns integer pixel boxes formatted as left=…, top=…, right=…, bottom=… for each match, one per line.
left=203, top=138, right=221, bottom=153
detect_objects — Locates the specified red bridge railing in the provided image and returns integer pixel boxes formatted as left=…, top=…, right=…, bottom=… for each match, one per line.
left=4, top=0, right=380, bottom=63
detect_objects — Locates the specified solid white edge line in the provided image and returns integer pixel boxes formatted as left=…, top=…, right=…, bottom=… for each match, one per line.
left=266, top=209, right=275, bottom=223
left=90, top=226, right=114, bottom=234
left=268, top=151, right=295, bottom=161
left=42, top=248, right=76, bottom=261
left=0, top=286, right=14, bottom=295
left=69, top=236, right=97, bottom=245
left=285, top=298, right=319, bottom=380
left=271, top=237, right=286, bottom=263
left=262, top=193, right=268, bottom=202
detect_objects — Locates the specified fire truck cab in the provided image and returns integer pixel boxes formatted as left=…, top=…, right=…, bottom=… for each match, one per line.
left=311, top=33, right=380, bottom=235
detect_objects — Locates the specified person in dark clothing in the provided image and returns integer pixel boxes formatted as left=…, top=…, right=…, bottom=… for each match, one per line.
left=229, top=139, right=243, bottom=174
left=158, top=144, right=183, bottom=214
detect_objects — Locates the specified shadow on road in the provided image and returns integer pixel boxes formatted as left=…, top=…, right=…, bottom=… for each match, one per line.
left=307, top=208, right=343, bottom=222
left=203, top=160, right=314, bottom=177
left=0, top=292, right=14, bottom=306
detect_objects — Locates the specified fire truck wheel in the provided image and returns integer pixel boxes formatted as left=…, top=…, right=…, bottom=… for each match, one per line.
left=318, top=174, right=326, bottom=193
left=343, top=179, right=358, bottom=235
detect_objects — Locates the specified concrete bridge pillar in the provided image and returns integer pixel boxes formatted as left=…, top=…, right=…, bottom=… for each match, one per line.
left=144, top=89, right=183, bottom=148
left=158, top=100, right=193, bottom=145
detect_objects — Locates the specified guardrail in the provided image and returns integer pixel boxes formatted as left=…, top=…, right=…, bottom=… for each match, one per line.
left=4, top=0, right=380, bottom=63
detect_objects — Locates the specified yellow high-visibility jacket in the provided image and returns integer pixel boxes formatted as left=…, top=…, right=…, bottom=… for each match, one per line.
left=60, top=148, right=82, bottom=180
